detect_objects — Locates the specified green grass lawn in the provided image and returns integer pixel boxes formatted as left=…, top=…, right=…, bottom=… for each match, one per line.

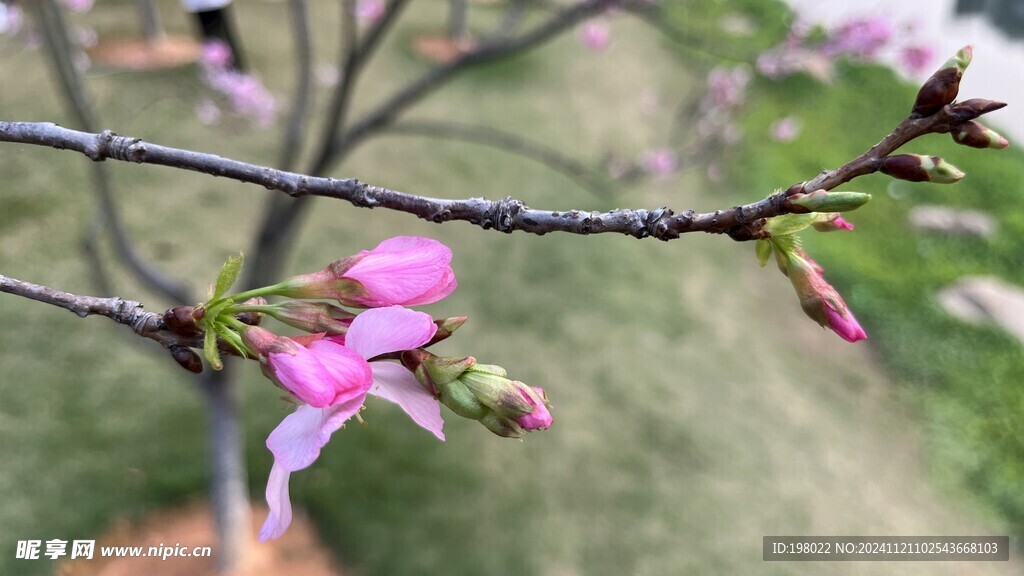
left=0, top=1, right=1021, bottom=575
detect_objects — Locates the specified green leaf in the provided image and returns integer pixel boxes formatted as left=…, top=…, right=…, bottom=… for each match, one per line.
left=755, top=239, right=773, bottom=267
left=203, top=324, right=223, bottom=370
left=213, top=252, right=244, bottom=300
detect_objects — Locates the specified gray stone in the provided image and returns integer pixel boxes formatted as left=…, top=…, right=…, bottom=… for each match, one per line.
left=908, top=205, right=998, bottom=238
left=938, top=276, right=1024, bottom=344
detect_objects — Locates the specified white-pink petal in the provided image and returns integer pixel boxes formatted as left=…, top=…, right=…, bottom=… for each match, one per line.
left=345, top=306, right=437, bottom=360
left=267, top=400, right=364, bottom=473
left=369, top=362, right=445, bottom=441
left=259, top=463, right=293, bottom=541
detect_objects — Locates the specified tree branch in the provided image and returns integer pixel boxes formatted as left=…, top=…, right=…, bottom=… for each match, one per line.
left=0, top=273, right=190, bottom=350
left=1, top=94, right=1003, bottom=243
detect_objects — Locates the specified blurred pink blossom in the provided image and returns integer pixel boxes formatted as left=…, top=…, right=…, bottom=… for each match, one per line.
left=195, top=100, right=221, bottom=125
left=769, top=116, right=802, bottom=142
left=705, top=66, right=750, bottom=109
left=899, top=44, right=935, bottom=74
left=0, top=4, right=23, bottom=35
left=356, top=0, right=385, bottom=25
left=822, top=17, right=893, bottom=59
left=578, top=20, right=611, bottom=52
left=61, top=0, right=94, bottom=13
left=201, top=39, right=234, bottom=69
left=642, top=149, right=678, bottom=178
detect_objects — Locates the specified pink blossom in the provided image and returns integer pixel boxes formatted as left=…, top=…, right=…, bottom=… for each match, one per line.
left=243, top=326, right=373, bottom=408
left=0, top=4, right=23, bottom=35
left=259, top=306, right=444, bottom=541
left=578, top=20, right=611, bottom=52
left=281, top=236, right=457, bottom=308
left=822, top=17, right=893, bottom=59
left=201, top=39, right=234, bottom=69
left=517, top=387, right=552, bottom=430
left=641, top=149, right=678, bottom=178
left=61, top=0, right=94, bottom=13
left=355, top=0, right=385, bottom=25
left=769, top=116, right=802, bottom=142
left=705, top=66, right=750, bottom=110
left=899, top=44, right=935, bottom=75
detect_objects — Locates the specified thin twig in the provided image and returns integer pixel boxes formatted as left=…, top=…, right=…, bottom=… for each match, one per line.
left=385, top=119, right=611, bottom=197
left=277, top=0, right=313, bottom=172
left=0, top=273, right=190, bottom=349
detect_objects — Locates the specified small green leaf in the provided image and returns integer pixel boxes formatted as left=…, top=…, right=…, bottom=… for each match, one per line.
left=755, top=239, right=773, bottom=267
left=213, top=252, right=244, bottom=300
left=203, top=325, right=223, bottom=370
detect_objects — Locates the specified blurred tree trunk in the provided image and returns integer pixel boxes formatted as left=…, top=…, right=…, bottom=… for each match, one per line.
left=200, top=368, right=251, bottom=574
left=135, top=0, right=165, bottom=44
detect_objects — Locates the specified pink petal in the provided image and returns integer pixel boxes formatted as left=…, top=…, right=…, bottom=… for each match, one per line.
left=267, top=401, right=364, bottom=472
left=345, top=237, right=454, bottom=306
left=307, top=340, right=373, bottom=405
left=369, top=362, right=445, bottom=441
left=345, top=306, right=437, bottom=360
left=825, top=307, right=868, bottom=342
left=402, top=267, right=458, bottom=307
left=259, top=463, right=292, bottom=541
left=268, top=347, right=336, bottom=408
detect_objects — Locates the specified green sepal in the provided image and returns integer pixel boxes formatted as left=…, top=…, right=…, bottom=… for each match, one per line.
left=214, top=252, right=244, bottom=300
left=203, top=324, right=222, bottom=370
left=763, top=213, right=816, bottom=237
left=214, top=323, right=248, bottom=359
left=755, top=239, right=773, bottom=267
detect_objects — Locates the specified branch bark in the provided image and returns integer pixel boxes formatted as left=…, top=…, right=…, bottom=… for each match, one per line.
left=0, top=96, right=1000, bottom=244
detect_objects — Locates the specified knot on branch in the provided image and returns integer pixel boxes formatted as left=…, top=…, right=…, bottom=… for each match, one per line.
left=94, top=130, right=144, bottom=163
left=484, top=196, right=524, bottom=233
left=644, top=207, right=677, bottom=241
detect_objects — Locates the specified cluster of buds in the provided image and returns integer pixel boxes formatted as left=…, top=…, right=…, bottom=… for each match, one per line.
left=160, top=236, right=553, bottom=542
left=402, top=350, right=553, bottom=439
left=196, top=39, right=277, bottom=127
left=760, top=46, right=1008, bottom=343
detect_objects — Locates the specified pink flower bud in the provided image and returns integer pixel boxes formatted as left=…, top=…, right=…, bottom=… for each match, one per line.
left=280, top=236, right=457, bottom=308
left=785, top=253, right=866, bottom=343
left=355, top=0, right=385, bottom=25
left=517, top=387, right=553, bottom=430
left=811, top=213, right=855, bottom=232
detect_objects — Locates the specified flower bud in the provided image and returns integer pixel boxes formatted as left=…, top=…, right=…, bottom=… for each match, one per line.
left=269, top=301, right=355, bottom=335
left=784, top=252, right=866, bottom=343
left=415, top=352, right=553, bottom=438
left=912, top=45, right=971, bottom=117
left=951, top=120, right=1009, bottom=149
left=810, top=213, right=855, bottom=232
left=881, top=154, right=964, bottom=183
left=950, top=98, right=1007, bottom=122
left=236, top=297, right=267, bottom=326
left=276, top=237, right=457, bottom=308
left=785, top=189, right=871, bottom=213
left=424, top=316, right=468, bottom=347
left=163, top=306, right=201, bottom=336
left=170, top=345, right=203, bottom=373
